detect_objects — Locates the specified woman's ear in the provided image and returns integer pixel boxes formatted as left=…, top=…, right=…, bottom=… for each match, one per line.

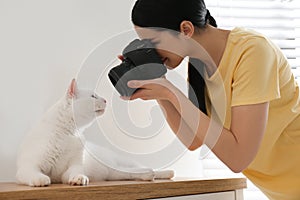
left=180, top=21, right=194, bottom=38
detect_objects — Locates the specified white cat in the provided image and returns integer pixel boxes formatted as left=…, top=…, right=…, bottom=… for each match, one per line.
left=16, top=79, right=174, bottom=187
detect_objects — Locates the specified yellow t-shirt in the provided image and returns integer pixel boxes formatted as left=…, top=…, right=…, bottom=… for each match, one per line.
left=205, top=27, right=300, bottom=200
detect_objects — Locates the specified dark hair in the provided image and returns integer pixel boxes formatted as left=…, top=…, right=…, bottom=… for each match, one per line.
left=132, top=0, right=217, bottom=30
left=131, top=0, right=217, bottom=114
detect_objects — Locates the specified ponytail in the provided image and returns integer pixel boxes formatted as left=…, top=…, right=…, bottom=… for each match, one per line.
left=188, top=9, right=217, bottom=114
left=205, top=9, right=217, bottom=28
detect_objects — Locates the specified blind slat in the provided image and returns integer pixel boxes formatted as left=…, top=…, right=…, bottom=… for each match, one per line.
left=289, top=59, right=300, bottom=68
left=282, top=49, right=300, bottom=58
left=207, top=1, right=300, bottom=9
left=219, top=20, right=299, bottom=29
left=207, top=9, right=300, bottom=19
left=273, top=40, right=300, bottom=49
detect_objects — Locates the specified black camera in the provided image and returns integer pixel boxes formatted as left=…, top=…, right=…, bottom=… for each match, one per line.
left=108, top=39, right=167, bottom=96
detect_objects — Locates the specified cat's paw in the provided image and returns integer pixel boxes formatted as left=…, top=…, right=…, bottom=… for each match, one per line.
left=138, top=171, right=155, bottom=181
left=29, top=174, right=51, bottom=187
left=154, top=170, right=175, bottom=179
left=69, top=174, right=89, bottom=186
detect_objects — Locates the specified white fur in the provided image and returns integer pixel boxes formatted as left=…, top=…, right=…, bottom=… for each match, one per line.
left=16, top=79, right=174, bottom=187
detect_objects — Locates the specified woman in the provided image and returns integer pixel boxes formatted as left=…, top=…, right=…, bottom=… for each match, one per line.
left=124, top=0, right=300, bottom=199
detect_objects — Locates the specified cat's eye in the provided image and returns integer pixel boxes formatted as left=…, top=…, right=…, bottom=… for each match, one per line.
left=91, top=94, right=98, bottom=99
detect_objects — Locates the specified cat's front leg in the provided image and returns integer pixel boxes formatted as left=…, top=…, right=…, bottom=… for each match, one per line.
left=62, top=165, right=89, bottom=186
left=16, top=167, right=51, bottom=187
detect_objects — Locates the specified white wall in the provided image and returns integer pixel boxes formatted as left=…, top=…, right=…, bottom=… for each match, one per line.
left=0, top=0, right=203, bottom=182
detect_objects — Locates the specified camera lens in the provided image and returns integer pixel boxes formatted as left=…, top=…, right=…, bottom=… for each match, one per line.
left=109, top=59, right=137, bottom=96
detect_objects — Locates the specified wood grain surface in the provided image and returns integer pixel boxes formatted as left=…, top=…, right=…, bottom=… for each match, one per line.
left=0, top=177, right=247, bottom=200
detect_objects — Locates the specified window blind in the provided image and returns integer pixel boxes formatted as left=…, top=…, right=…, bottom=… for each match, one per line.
left=202, top=1, right=300, bottom=199
left=206, top=0, right=300, bottom=81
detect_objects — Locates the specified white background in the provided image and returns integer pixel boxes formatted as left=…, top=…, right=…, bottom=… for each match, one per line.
left=0, top=0, right=204, bottom=182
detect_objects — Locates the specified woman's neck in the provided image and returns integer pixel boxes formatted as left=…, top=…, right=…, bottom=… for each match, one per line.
left=191, top=25, right=230, bottom=77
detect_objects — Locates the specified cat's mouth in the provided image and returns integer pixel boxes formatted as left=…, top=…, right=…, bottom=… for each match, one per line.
left=95, top=109, right=105, bottom=114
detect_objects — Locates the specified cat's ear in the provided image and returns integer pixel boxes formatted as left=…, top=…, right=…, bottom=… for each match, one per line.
left=67, top=78, right=77, bottom=98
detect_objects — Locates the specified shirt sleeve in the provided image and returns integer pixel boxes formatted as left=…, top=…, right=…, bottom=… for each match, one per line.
left=231, top=37, right=281, bottom=106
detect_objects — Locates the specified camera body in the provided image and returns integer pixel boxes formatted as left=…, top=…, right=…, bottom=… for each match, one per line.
left=108, top=39, right=167, bottom=96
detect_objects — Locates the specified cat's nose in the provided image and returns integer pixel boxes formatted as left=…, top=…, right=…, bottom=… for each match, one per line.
left=104, top=99, right=107, bottom=103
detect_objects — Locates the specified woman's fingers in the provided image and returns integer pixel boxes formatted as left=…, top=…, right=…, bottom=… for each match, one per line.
left=127, top=80, right=142, bottom=88
left=127, top=78, right=163, bottom=89
left=122, top=78, right=171, bottom=101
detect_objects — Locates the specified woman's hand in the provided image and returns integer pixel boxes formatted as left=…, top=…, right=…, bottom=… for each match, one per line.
left=123, top=77, right=176, bottom=101
left=116, top=55, right=176, bottom=102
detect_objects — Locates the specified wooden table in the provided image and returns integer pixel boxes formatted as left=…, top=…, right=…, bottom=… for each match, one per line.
left=0, top=177, right=247, bottom=200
